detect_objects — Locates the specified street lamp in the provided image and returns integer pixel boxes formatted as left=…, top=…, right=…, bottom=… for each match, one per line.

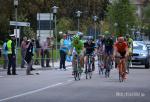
left=14, top=0, right=18, bottom=66
left=14, top=0, right=18, bottom=45
left=52, top=6, right=59, bottom=61
left=131, top=26, right=135, bottom=39
left=93, top=16, right=98, bottom=40
left=76, top=11, right=82, bottom=32
left=126, top=24, right=129, bottom=34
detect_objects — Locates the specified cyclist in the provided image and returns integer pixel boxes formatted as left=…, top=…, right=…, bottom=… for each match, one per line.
left=104, top=31, right=114, bottom=57
left=125, top=34, right=133, bottom=54
left=126, top=34, right=133, bottom=66
left=113, top=37, right=129, bottom=79
left=104, top=31, right=114, bottom=75
left=96, top=35, right=105, bottom=57
left=71, top=35, right=84, bottom=74
left=84, top=36, right=96, bottom=72
left=96, top=35, right=105, bottom=73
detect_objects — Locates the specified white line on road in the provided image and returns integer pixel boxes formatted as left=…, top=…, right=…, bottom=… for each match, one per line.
left=0, top=83, right=63, bottom=102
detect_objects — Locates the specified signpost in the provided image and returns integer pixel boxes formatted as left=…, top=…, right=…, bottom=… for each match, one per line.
left=10, top=21, right=30, bottom=27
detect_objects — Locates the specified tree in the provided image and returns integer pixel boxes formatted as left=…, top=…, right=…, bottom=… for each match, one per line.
left=107, top=0, right=136, bottom=36
left=143, top=3, right=150, bottom=38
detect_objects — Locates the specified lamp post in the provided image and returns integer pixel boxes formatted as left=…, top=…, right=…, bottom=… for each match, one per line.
left=52, top=6, right=58, bottom=61
left=76, top=11, right=82, bottom=32
left=114, top=22, right=118, bottom=36
left=131, top=26, right=135, bottom=39
left=126, top=24, right=129, bottom=35
left=93, top=16, right=98, bottom=40
left=14, top=0, right=18, bottom=66
left=14, top=0, right=18, bottom=45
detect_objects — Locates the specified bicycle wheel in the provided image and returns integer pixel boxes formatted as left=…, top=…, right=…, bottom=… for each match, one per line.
left=118, top=61, right=124, bottom=82
left=126, top=60, right=130, bottom=74
left=119, top=72, right=123, bottom=82
left=89, top=70, right=92, bottom=79
left=74, top=71, right=78, bottom=80
left=105, top=56, right=111, bottom=78
left=77, top=72, right=81, bottom=80
left=98, top=55, right=104, bottom=75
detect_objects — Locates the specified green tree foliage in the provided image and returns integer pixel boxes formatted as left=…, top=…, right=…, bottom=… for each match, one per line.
left=0, top=0, right=109, bottom=37
left=143, top=3, right=150, bottom=37
left=107, top=0, right=136, bottom=36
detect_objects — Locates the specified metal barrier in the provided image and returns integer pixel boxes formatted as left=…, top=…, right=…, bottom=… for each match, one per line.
left=0, top=47, right=60, bottom=69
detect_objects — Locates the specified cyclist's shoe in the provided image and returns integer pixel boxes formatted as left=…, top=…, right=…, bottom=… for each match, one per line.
left=123, top=73, right=127, bottom=79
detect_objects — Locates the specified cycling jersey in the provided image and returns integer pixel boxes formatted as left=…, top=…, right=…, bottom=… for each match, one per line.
left=84, top=42, right=95, bottom=55
left=127, top=38, right=133, bottom=53
left=114, top=41, right=128, bottom=53
left=104, top=37, right=114, bottom=55
left=96, top=39, right=105, bottom=48
left=71, top=40, right=84, bottom=55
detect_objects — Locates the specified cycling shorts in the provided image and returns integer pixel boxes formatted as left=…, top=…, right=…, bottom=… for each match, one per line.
left=105, top=46, right=113, bottom=56
left=118, top=51, right=126, bottom=58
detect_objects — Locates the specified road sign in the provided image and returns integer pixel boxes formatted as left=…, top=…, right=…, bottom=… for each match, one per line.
left=10, top=21, right=30, bottom=27
left=37, top=13, right=53, bottom=20
left=14, top=29, right=20, bottom=38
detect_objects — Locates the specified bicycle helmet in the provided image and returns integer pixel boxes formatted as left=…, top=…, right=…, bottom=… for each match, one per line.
left=104, top=31, right=110, bottom=35
left=126, top=34, right=130, bottom=38
left=73, top=35, right=79, bottom=41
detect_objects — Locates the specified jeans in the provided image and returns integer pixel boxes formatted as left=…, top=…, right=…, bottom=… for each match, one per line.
left=21, top=49, right=26, bottom=67
left=60, top=50, right=66, bottom=69
left=3, top=54, right=8, bottom=69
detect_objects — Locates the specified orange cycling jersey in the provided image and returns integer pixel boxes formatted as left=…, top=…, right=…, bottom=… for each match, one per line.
left=114, top=41, right=128, bottom=52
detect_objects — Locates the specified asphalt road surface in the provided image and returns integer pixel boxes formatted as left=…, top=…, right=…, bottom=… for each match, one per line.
left=0, top=65, right=150, bottom=102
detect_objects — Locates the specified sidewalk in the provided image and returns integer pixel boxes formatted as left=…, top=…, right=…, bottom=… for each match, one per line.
left=0, top=60, right=72, bottom=72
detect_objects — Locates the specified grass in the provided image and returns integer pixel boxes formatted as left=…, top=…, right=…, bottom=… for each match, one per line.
left=0, top=47, right=60, bottom=66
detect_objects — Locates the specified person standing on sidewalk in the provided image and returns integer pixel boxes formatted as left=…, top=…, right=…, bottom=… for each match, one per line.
left=7, top=34, right=17, bottom=75
left=41, top=37, right=51, bottom=67
left=2, top=38, right=8, bottom=69
left=21, top=36, right=27, bottom=68
left=25, top=39, right=34, bottom=75
left=59, top=34, right=68, bottom=70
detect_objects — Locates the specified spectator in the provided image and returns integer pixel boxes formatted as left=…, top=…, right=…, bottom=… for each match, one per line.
left=7, top=34, right=17, bottom=75
left=25, top=39, right=34, bottom=75
left=21, top=36, right=27, bottom=68
left=2, top=39, right=8, bottom=69
left=59, top=34, right=68, bottom=70
left=34, top=36, right=41, bottom=65
left=41, top=37, right=51, bottom=67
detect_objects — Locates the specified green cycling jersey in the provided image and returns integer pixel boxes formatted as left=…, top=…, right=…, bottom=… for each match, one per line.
left=71, top=39, right=84, bottom=55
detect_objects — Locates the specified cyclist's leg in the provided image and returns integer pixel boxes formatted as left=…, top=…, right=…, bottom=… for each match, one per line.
left=84, top=55, right=88, bottom=73
left=72, top=55, right=77, bottom=73
left=92, top=55, right=95, bottom=71
left=120, top=51, right=127, bottom=79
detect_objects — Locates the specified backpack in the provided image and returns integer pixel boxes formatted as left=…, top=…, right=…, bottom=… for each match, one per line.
left=3, top=42, right=8, bottom=51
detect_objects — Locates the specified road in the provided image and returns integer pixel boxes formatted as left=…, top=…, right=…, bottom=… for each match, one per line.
left=0, top=65, right=150, bottom=102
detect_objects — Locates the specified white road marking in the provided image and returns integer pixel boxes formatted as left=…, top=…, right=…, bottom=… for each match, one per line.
left=0, top=83, right=63, bottom=102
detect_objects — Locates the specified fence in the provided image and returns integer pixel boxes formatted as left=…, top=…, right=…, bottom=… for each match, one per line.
left=0, top=46, right=60, bottom=68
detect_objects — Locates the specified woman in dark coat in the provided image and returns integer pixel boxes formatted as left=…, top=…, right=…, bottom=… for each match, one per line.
left=25, top=39, right=34, bottom=75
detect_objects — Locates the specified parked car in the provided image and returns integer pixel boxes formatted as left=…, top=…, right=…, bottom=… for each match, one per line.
left=132, top=41, right=150, bottom=69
